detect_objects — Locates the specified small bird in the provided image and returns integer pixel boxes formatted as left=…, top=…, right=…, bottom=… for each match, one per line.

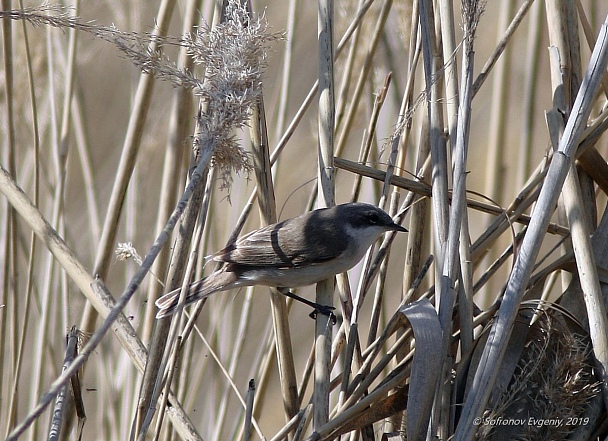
left=155, top=202, right=407, bottom=318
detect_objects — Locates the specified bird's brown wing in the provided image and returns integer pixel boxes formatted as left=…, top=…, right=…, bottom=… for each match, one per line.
left=213, top=213, right=349, bottom=267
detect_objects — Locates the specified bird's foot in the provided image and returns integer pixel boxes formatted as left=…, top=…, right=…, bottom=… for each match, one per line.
left=309, top=305, right=337, bottom=325
left=276, top=288, right=337, bottom=325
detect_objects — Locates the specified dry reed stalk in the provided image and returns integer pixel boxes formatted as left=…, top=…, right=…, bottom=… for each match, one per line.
left=274, top=0, right=298, bottom=144
left=435, top=1, right=483, bottom=436
left=419, top=0, right=450, bottom=254
left=400, top=0, right=427, bottom=317
left=249, top=51, right=299, bottom=430
left=314, top=0, right=335, bottom=431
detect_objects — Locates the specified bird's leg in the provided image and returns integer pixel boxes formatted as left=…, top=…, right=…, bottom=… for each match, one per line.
left=277, top=287, right=337, bottom=324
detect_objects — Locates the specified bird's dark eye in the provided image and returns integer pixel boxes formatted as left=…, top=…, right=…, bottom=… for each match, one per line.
left=368, top=212, right=380, bottom=224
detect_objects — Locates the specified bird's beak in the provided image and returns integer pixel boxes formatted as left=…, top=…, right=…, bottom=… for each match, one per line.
left=390, top=222, right=408, bottom=233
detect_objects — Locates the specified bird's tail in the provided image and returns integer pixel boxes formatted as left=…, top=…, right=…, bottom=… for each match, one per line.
left=155, top=269, right=237, bottom=318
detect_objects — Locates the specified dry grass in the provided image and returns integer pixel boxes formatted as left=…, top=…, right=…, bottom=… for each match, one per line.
left=1, top=0, right=608, bottom=440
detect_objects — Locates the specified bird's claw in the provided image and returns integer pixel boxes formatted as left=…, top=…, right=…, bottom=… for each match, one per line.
left=309, top=305, right=337, bottom=325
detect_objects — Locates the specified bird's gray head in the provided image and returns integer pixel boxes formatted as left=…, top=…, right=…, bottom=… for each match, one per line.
left=335, top=203, right=407, bottom=234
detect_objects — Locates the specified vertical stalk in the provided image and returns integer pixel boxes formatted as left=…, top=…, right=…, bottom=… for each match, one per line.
left=315, top=0, right=335, bottom=430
